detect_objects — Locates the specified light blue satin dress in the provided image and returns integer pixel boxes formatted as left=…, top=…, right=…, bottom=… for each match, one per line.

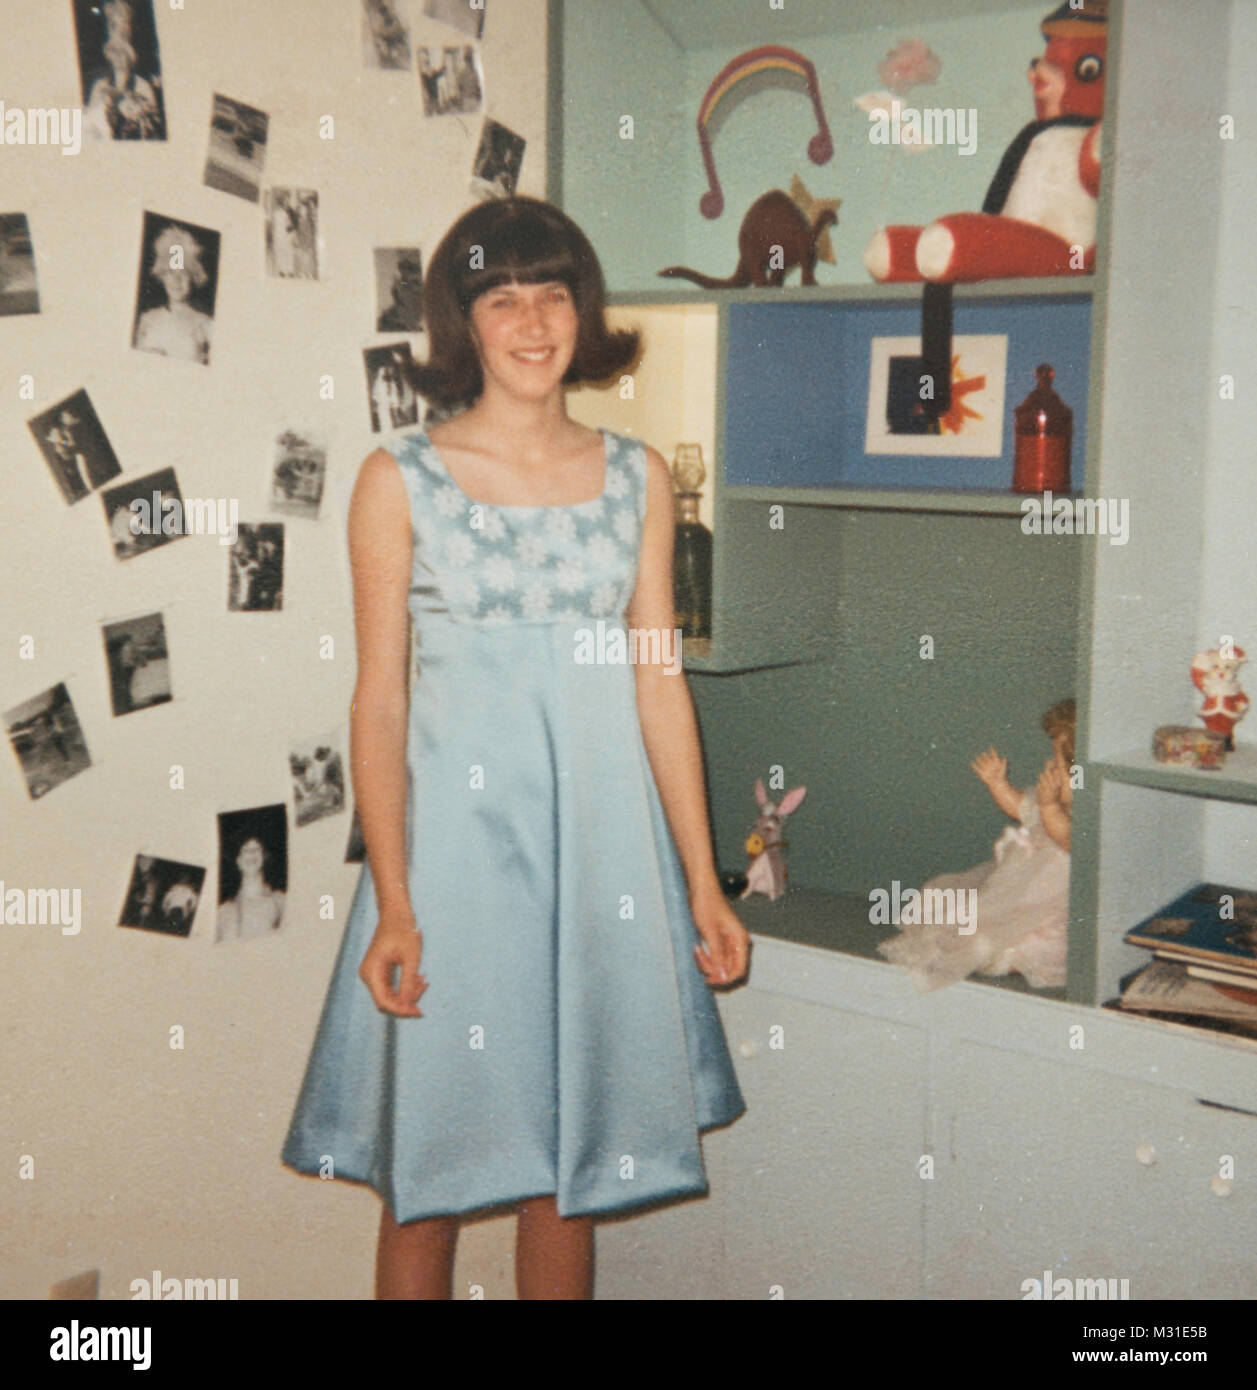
left=281, top=424, right=745, bottom=1223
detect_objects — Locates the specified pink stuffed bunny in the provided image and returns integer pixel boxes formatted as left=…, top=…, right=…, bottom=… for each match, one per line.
left=740, top=777, right=807, bottom=902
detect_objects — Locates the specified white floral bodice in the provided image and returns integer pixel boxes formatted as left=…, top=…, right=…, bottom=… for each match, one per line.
left=391, top=425, right=646, bottom=626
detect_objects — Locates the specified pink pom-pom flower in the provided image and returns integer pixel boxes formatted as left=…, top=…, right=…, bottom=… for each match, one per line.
left=877, top=38, right=942, bottom=94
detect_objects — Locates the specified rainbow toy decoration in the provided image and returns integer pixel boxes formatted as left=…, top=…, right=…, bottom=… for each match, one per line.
left=696, top=45, right=833, bottom=219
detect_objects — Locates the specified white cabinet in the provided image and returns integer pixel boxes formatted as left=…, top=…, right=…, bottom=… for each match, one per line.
left=705, top=983, right=929, bottom=1299
left=597, top=938, right=1257, bottom=1299
left=932, top=1044, right=1257, bottom=1299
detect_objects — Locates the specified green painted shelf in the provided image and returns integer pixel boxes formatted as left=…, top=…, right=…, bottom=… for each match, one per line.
left=605, top=277, right=1095, bottom=310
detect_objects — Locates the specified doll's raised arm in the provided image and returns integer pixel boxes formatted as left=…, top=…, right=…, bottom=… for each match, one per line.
left=971, top=747, right=1025, bottom=820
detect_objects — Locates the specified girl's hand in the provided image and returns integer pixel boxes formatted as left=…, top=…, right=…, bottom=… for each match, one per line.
left=971, top=748, right=1008, bottom=788
left=359, top=907, right=428, bottom=1017
left=689, top=888, right=751, bottom=987
left=1036, top=757, right=1064, bottom=807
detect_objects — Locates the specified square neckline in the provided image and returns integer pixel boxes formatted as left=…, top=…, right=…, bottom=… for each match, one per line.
left=414, top=423, right=612, bottom=511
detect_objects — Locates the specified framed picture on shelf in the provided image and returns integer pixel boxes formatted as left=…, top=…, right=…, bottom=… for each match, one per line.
left=864, top=333, right=1008, bottom=457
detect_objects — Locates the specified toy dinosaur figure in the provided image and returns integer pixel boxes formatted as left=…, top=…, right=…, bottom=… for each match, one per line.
left=659, top=188, right=838, bottom=289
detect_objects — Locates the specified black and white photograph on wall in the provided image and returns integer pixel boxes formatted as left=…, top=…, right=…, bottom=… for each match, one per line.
left=266, top=188, right=319, bottom=279
left=27, top=389, right=122, bottom=504
left=203, top=94, right=269, bottom=202
left=271, top=432, right=327, bottom=519
left=374, top=248, right=425, bottom=332
left=418, top=45, right=484, bottom=117
left=4, top=683, right=92, bottom=800
left=229, top=524, right=285, bottom=611
left=131, top=212, right=218, bottom=365
left=361, top=0, right=412, bottom=70
left=0, top=214, right=40, bottom=316
left=290, top=736, right=347, bottom=827
left=215, top=805, right=288, bottom=943
left=74, top=0, right=167, bottom=140
left=101, top=612, right=172, bottom=717
left=470, top=118, right=526, bottom=200
left=344, top=807, right=366, bottom=864
left=101, top=467, right=187, bottom=561
left=118, top=854, right=206, bottom=938
left=423, top=0, right=487, bottom=40
left=364, top=343, right=420, bottom=431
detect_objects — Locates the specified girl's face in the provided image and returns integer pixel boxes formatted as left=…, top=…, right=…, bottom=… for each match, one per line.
left=468, top=279, right=579, bottom=401
left=237, top=839, right=264, bottom=873
left=1052, top=731, right=1072, bottom=770
left=159, top=266, right=191, bottom=303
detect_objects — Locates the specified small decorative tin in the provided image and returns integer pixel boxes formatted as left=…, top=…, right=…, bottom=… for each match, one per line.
left=1153, top=725, right=1228, bottom=770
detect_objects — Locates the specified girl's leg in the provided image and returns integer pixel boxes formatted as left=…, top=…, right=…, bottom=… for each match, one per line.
left=375, top=1201, right=460, bottom=1299
left=515, top=1195, right=595, bottom=1300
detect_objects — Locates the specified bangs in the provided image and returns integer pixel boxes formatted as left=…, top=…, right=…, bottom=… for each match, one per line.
left=403, top=194, right=639, bottom=411
left=453, top=210, right=585, bottom=310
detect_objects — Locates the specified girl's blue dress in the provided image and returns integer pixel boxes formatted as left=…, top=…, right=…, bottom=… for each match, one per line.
left=281, top=424, right=746, bottom=1223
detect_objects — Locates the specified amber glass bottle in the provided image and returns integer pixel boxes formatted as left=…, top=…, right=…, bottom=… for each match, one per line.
left=1012, top=363, right=1073, bottom=493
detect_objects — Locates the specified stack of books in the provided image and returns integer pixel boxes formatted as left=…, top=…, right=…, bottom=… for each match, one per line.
left=1113, top=883, right=1257, bottom=1038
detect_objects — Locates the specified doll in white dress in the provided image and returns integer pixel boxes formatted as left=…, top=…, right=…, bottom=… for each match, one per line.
left=878, top=699, right=1075, bottom=992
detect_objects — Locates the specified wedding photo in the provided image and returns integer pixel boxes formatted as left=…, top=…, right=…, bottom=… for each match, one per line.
left=100, top=467, right=187, bottom=560
left=101, top=611, right=172, bottom=716
left=26, top=388, right=121, bottom=504
left=73, top=0, right=167, bottom=141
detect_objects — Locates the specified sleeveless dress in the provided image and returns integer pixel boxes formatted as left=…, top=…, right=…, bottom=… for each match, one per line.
left=281, top=423, right=746, bottom=1223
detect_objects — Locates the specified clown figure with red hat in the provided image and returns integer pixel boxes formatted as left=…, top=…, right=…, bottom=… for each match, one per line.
left=865, top=0, right=1109, bottom=283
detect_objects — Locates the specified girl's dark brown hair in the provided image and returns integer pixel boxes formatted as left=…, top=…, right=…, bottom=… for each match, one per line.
left=1042, top=697, right=1077, bottom=766
left=403, top=195, right=640, bottom=414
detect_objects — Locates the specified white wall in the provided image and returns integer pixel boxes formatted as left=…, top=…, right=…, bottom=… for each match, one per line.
left=2, top=0, right=549, bottom=1300
left=1201, top=0, right=1257, bottom=660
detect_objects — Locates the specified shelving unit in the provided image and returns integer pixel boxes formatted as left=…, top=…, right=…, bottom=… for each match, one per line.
left=1067, top=0, right=1253, bottom=1025
left=552, top=0, right=1253, bottom=1044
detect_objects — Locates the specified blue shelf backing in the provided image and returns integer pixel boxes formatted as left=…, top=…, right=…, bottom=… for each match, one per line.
left=724, top=294, right=1092, bottom=493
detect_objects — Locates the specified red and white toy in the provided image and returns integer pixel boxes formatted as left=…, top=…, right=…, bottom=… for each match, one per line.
left=865, top=0, right=1108, bottom=283
left=1191, top=647, right=1250, bottom=750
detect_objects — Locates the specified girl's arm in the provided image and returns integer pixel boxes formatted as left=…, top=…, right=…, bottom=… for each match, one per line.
left=347, top=449, right=413, bottom=918
left=626, top=446, right=748, bottom=986
left=346, top=449, right=427, bottom=1017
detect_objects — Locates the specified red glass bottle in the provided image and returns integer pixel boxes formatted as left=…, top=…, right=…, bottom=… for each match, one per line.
left=1012, top=363, right=1072, bottom=493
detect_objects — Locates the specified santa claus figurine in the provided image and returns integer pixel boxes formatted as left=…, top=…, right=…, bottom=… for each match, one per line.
left=1191, top=647, right=1250, bottom=751
left=865, top=0, right=1108, bottom=283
